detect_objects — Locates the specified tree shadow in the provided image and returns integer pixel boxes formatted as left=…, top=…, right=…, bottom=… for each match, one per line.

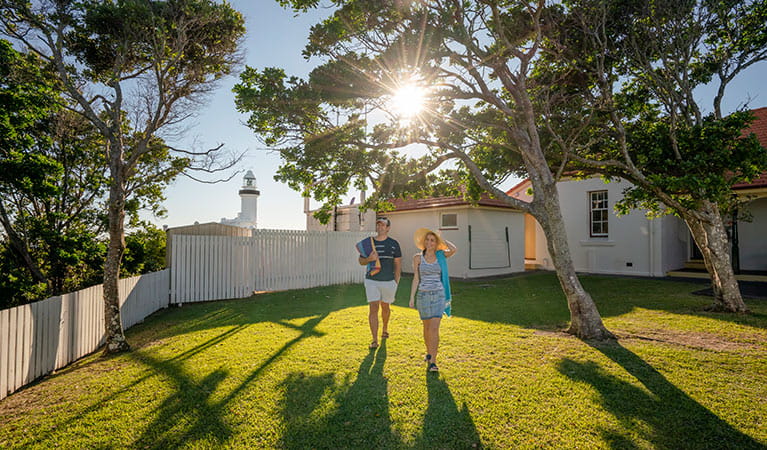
left=128, top=314, right=328, bottom=448
left=556, top=341, right=764, bottom=449
left=414, top=374, right=483, bottom=449
left=278, top=340, right=398, bottom=449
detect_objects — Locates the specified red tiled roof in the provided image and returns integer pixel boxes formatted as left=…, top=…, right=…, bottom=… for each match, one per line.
left=744, top=107, right=767, bottom=145
left=734, top=107, right=767, bottom=190
left=732, top=172, right=767, bottom=190
left=389, top=193, right=518, bottom=212
left=506, top=178, right=531, bottom=196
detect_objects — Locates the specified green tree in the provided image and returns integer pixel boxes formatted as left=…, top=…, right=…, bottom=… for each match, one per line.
left=122, top=223, right=167, bottom=277
left=0, top=110, right=110, bottom=303
left=1, top=40, right=110, bottom=309
left=1, top=0, right=245, bottom=352
left=537, top=0, right=767, bottom=312
left=236, top=1, right=613, bottom=339
left=0, top=38, right=62, bottom=290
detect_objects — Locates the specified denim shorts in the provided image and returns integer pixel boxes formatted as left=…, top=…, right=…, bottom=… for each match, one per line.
left=416, top=289, right=445, bottom=320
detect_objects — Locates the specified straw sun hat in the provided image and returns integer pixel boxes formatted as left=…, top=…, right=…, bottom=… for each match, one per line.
left=414, top=228, right=448, bottom=251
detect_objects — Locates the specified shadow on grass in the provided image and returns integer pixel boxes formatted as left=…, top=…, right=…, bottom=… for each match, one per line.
left=451, top=272, right=767, bottom=331
left=556, top=342, right=763, bottom=449
left=130, top=283, right=362, bottom=345
left=414, top=374, right=482, bottom=448
left=126, top=314, right=329, bottom=448
left=278, top=340, right=482, bottom=449
left=279, top=340, right=396, bottom=448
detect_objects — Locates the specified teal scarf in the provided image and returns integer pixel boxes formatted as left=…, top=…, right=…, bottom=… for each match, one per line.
left=436, top=250, right=452, bottom=317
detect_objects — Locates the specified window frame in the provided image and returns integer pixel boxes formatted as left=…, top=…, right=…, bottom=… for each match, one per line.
left=440, top=212, right=459, bottom=230
left=589, top=190, right=609, bottom=238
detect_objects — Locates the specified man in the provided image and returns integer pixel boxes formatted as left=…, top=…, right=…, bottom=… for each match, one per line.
left=358, top=217, right=402, bottom=349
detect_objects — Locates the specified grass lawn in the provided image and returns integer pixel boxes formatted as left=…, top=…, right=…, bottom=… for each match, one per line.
left=1, top=272, right=766, bottom=449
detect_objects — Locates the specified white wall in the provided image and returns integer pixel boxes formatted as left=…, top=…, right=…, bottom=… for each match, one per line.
left=739, top=197, right=767, bottom=270
left=387, top=206, right=525, bottom=279
left=660, top=215, right=689, bottom=273
left=555, top=178, right=686, bottom=277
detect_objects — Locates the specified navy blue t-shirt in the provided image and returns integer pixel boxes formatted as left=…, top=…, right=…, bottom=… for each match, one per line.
left=366, top=237, right=402, bottom=281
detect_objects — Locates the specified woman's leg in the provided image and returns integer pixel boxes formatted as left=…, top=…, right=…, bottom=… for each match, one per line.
left=422, top=320, right=430, bottom=357
left=427, top=317, right=441, bottom=364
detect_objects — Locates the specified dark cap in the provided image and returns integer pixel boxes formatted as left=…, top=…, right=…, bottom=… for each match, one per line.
left=376, top=217, right=391, bottom=226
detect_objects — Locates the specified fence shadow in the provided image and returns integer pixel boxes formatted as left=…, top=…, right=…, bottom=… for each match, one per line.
left=556, top=341, right=763, bottom=449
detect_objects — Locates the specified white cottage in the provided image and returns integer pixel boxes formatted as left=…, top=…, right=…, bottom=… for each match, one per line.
left=304, top=193, right=526, bottom=278
left=384, top=195, right=526, bottom=278
left=511, top=107, right=767, bottom=278
left=509, top=177, right=691, bottom=277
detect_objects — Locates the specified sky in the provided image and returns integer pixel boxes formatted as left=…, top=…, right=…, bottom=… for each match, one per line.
left=145, top=2, right=767, bottom=232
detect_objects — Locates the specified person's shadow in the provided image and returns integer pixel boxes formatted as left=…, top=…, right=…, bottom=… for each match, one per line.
left=414, top=373, right=483, bottom=448
left=279, top=340, right=398, bottom=448
left=557, top=341, right=764, bottom=449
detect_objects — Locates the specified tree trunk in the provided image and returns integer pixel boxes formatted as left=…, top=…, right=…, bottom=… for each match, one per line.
left=0, top=201, right=49, bottom=286
left=683, top=202, right=748, bottom=313
left=533, top=181, right=615, bottom=340
left=103, top=149, right=130, bottom=354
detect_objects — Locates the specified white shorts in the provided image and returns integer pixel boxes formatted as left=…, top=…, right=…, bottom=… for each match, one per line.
left=364, top=279, right=398, bottom=304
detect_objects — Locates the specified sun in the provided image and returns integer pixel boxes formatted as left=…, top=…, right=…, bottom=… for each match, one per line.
left=390, top=82, right=427, bottom=121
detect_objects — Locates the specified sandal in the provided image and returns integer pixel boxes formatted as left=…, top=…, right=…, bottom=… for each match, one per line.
left=425, top=354, right=432, bottom=363
left=369, top=341, right=379, bottom=349
left=428, top=363, right=439, bottom=372
left=382, top=331, right=389, bottom=339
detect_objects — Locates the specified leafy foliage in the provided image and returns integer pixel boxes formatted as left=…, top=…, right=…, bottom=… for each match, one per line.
left=234, top=2, right=535, bottom=222
left=0, top=39, right=61, bottom=198
left=1, top=1, right=245, bottom=348
left=616, top=111, right=767, bottom=217
left=535, top=0, right=767, bottom=218
left=122, top=223, right=167, bottom=277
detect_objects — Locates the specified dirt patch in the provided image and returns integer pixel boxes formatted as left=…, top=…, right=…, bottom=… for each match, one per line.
left=614, top=329, right=763, bottom=353
left=533, top=328, right=764, bottom=354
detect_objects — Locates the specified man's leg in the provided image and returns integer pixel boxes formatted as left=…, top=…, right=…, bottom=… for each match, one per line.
left=378, top=280, right=396, bottom=338
left=368, top=301, right=380, bottom=345
left=380, top=302, right=391, bottom=337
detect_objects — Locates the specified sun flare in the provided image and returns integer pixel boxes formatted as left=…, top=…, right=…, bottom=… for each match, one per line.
left=390, top=82, right=427, bottom=120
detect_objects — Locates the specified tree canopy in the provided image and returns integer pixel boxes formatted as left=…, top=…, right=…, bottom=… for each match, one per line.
left=1, top=0, right=246, bottom=351
left=536, top=0, right=767, bottom=312
left=236, top=0, right=614, bottom=339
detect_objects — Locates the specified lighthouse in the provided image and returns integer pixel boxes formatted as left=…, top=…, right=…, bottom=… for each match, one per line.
left=221, top=170, right=259, bottom=228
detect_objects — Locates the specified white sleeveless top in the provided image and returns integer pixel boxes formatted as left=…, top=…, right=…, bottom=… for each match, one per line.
left=418, top=253, right=442, bottom=291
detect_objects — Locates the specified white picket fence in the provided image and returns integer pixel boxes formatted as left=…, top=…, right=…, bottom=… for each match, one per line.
left=1, top=230, right=375, bottom=401
left=170, top=230, right=371, bottom=304
left=0, top=269, right=169, bottom=400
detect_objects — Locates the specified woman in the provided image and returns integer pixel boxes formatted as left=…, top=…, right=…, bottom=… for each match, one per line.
left=409, top=228, right=457, bottom=372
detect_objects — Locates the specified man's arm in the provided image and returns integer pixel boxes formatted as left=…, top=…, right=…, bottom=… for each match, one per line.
left=393, top=257, right=401, bottom=284
left=358, top=250, right=378, bottom=265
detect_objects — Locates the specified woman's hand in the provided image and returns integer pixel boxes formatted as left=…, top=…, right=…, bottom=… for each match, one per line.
left=443, top=240, right=458, bottom=258
left=409, top=298, right=415, bottom=308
